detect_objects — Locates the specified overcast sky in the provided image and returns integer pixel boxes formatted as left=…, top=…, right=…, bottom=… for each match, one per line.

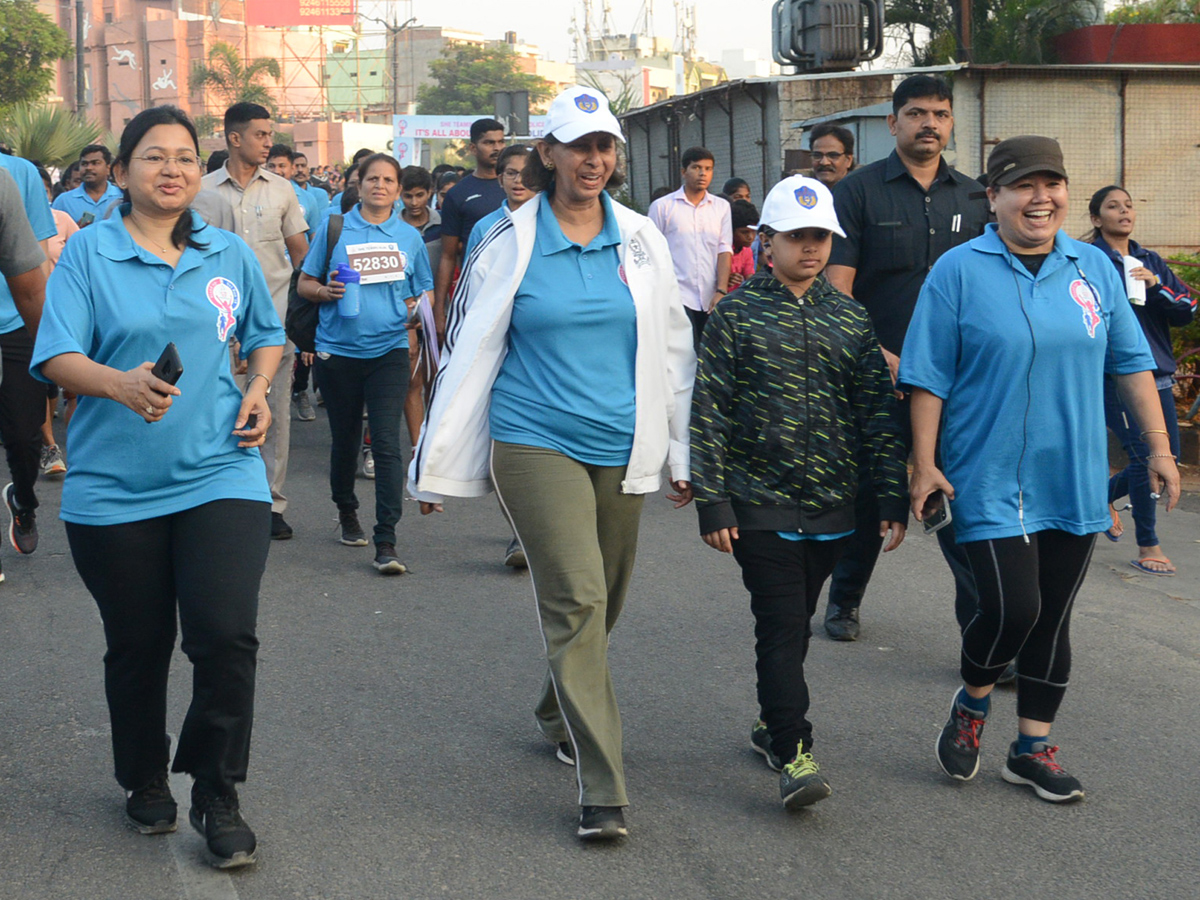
left=403, top=0, right=779, bottom=64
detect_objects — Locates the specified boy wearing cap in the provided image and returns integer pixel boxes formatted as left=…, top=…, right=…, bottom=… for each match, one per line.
left=690, top=176, right=908, bottom=810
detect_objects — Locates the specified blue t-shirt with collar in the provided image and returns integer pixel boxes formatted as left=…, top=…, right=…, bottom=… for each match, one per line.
left=0, top=153, right=56, bottom=335
left=898, top=225, right=1155, bottom=543
left=490, top=191, right=637, bottom=466
left=292, top=180, right=320, bottom=237
left=301, top=204, right=432, bottom=359
left=51, top=181, right=125, bottom=225
left=32, top=213, right=285, bottom=525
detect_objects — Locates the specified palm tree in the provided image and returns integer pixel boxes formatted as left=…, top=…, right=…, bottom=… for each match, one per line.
left=190, top=41, right=282, bottom=118
left=0, top=103, right=107, bottom=169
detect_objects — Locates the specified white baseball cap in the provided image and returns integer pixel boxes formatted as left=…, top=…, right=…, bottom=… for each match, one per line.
left=544, top=86, right=624, bottom=144
left=758, top=175, right=845, bottom=237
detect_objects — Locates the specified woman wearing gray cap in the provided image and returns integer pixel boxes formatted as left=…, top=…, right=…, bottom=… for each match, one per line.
left=410, top=86, right=695, bottom=841
left=899, top=136, right=1180, bottom=802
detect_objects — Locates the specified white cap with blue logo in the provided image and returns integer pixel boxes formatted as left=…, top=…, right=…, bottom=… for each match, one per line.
left=758, top=175, right=845, bottom=237
left=544, top=85, right=624, bottom=144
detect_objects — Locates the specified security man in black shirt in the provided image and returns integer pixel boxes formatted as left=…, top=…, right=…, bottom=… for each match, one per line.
left=823, top=74, right=990, bottom=642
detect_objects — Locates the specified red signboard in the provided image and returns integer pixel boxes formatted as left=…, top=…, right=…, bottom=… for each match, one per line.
left=244, top=0, right=356, bottom=27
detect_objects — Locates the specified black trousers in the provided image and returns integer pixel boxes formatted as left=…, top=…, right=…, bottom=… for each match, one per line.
left=732, top=530, right=848, bottom=762
left=66, top=499, right=271, bottom=793
left=828, top=393, right=978, bottom=631
left=960, top=530, right=1096, bottom=723
left=0, top=327, right=45, bottom=511
left=685, top=306, right=708, bottom=352
left=316, top=348, right=409, bottom=546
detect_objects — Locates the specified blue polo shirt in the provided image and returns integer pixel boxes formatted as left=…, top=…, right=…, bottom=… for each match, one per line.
left=302, top=204, right=432, bottom=359
left=32, top=213, right=285, bottom=526
left=52, top=181, right=125, bottom=225
left=292, top=181, right=320, bottom=237
left=463, top=201, right=509, bottom=260
left=490, top=192, right=637, bottom=466
left=898, top=225, right=1154, bottom=543
left=0, top=154, right=56, bottom=335
left=296, top=181, right=331, bottom=214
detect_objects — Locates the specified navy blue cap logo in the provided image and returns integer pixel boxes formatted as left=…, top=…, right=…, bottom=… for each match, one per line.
left=575, top=94, right=599, bottom=113
left=795, top=186, right=818, bottom=209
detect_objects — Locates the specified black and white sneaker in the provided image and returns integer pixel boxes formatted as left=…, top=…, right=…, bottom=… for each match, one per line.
left=373, top=542, right=407, bottom=574
left=1002, top=741, right=1084, bottom=803
left=503, top=537, right=527, bottom=568
left=577, top=805, right=627, bottom=841
left=189, top=783, right=257, bottom=869
left=935, top=690, right=987, bottom=781
left=339, top=508, right=368, bottom=546
left=124, top=772, right=177, bottom=834
left=5, top=483, right=37, bottom=554
left=751, top=718, right=783, bottom=772
left=556, top=742, right=575, bottom=766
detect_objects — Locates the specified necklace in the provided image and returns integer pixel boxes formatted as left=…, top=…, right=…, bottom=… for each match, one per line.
left=126, top=213, right=172, bottom=255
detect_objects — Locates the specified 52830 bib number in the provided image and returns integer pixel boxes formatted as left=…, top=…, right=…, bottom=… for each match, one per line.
left=345, top=242, right=407, bottom=285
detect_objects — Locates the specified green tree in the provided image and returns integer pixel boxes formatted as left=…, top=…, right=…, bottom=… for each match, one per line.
left=0, top=0, right=73, bottom=111
left=1108, top=0, right=1200, bottom=23
left=0, top=103, right=106, bottom=169
left=189, top=41, right=282, bottom=116
left=887, top=0, right=1102, bottom=64
left=416, top=44, right=552, bottom=115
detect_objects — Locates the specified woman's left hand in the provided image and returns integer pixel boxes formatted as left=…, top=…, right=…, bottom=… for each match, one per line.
left=1147, top=455, right=1181, bottom=512
left=1130, top=266, right=1159, bottom=287
left=233, top=390, right=272, bottom=448
left=667, top=480, right=693, bottom=508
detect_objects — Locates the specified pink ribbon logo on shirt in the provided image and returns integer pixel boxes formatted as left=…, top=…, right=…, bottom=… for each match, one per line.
left=205, top=277, right=242, bottom=342
left=1069, top=279, right=1100, bottom=339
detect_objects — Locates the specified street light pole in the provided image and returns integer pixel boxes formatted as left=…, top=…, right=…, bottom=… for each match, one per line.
left=360, top=14, right=416, bottom=116
left=75, top=0, right=86, bottom=112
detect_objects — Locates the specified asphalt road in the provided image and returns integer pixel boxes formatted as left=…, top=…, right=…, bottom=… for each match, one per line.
left=1, top=406, right=1197, bottom=900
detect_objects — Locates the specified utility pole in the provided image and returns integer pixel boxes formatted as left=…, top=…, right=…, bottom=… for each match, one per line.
left=75, top=0, right=86, bottom=112
left=360, top=14, right=416, bottom=116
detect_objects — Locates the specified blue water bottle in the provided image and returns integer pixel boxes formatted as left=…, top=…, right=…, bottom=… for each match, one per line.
left=334, top=263, right=361, bottom=318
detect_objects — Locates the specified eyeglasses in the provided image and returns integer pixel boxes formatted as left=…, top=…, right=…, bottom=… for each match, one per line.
left=131, top=154, right=201, bottom=170
left=810, top=151, right=846, bottom=162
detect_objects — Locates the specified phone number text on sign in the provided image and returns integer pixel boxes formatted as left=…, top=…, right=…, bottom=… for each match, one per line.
left=345, top=242, right=407, bottom=285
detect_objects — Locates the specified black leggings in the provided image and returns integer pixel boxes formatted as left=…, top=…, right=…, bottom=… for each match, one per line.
left=65, top=499, right=271, bottom=793
left=961, top=530, right=1096, bottom=723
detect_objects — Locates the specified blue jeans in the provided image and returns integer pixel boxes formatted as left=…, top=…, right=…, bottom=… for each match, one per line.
left=1105, top=379, right=1180, bottom=548
left=317, top=347, right=410, bottom=546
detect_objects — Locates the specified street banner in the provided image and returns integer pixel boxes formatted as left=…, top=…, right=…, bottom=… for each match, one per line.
left=245, top=0, right=356, bottom=27
left=393, top=115, right=551, bottom=166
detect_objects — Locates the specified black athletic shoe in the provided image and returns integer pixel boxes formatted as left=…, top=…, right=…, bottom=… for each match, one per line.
left=373, top=542, right=407, bottom=574
left=189, top=783, right=257, bottom=869
left=556, top=742, right=575, bottom=766
left=824, top=604, right=859, bottom=641
left=751, top=718, right=783, bottom=772
left=270, top=511, right=293, bottom=540
left=779, top=751, right=832, bottom=810
left=339, top=508, right=368, bottom=546
left=5, top=483, right=36, bottom=554
left=577, top=806, right=627, bottom=841
left=936, top=690, right=987, bottom=781
left=1002, top=741, right=1085, bottom=803
left=504, top=537, right=527, bottom=568
left=124, top=772, right=177, bottom=834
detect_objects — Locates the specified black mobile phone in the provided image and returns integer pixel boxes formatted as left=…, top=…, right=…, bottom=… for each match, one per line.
left=923, top=491, right=952, bottom=536
left=150, top=342, right=183, bottom=393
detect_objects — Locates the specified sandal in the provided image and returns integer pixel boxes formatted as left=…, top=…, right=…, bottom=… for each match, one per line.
left=1130, top=556, right=1176, bottom=576
left=1105, top=504, right=1124, bottom=542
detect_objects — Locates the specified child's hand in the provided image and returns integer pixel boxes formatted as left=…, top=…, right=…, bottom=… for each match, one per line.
left=702, top=527, right=739, bottom=553
left=667, top=480, right=693, bottom=508
left=879, top=520, right=906, bottom=552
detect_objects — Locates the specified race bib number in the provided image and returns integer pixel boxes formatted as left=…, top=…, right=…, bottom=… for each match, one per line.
left=345, top=242, right=407, bottom=285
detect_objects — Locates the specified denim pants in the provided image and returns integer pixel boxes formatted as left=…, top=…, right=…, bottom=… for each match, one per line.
left=317, top=347, right=409, bottom=546
left=65, top=499, right=271, bottom=793
left=732, top=530, right=847, bottom=762
left=1105, top=379, right=1180, bottom=547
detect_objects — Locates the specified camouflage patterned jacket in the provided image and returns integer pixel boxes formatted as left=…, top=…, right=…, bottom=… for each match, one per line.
left=690, top=273, right=908, bottom=535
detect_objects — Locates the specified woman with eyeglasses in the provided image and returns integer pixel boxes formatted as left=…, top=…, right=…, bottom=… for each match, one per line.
left=32, top=106, right=284, bottom=868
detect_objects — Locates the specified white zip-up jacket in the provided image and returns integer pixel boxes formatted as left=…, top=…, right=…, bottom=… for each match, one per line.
left=410, top=192, right=695, bottom=501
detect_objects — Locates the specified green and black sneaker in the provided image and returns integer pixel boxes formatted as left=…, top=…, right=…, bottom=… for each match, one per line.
left=751, top=719, right=782, bottom=772
left=779, top=750, right=832, bottom=810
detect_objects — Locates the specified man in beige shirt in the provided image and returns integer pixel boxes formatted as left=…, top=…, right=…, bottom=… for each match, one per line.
left=198, top=102, right=309, bottom=539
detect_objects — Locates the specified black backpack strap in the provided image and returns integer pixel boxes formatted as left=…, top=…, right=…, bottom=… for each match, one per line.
left=322, top=214, right=343, bottom=283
